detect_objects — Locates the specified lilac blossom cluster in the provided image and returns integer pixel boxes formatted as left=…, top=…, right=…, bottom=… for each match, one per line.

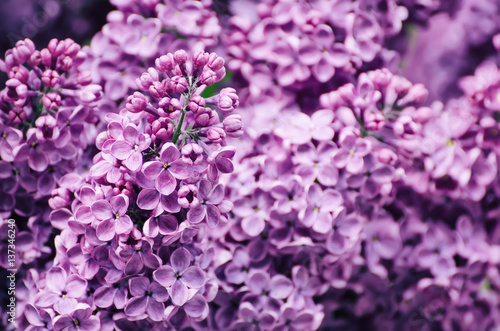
left=17, top=50, right=241, bottom=330
left=0, top=38, right=101, bottom=272
left=3, top=0, right=500, bottom=330
left=84, top=0, right=222, bottom=106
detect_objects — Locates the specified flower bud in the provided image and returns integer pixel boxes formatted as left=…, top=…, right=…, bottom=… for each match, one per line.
left=149, top=81, right=165, bottom=98
left=218, top=87, right=239, bottom=113
left=42, top=92, right=62, bottom=110
left=223, top=114, right=243, bottom=137
left=40, top=48, right=52, bottom=67
left=155, top=53, right=175, bottom=73
left=188, top=95, right=206, bottom=113
left=49, top=188, right=71, bottom=210
left=207, top=52, right=225, bottom=71
left=13, top=39, right=35, bottom=64
left=60, top=56, right=73, bottom=71
left=126, top=92, right=148, bottom=113
left=171, top=75, right=188, bottom=93
left=80, top=84, right=103, bottom=104
left=35, top=115, right=59, bottom=140
left=6, top=79, right=28, bottom=101
left=77, top=71, right=92, bottom=86
left=195, top=109, right=219, bottom=127
left=64, top=39, right=81, bottom=57
left=200, top=68, right=216, bottom=86
left=174, top=50, right=188, bottom=65
left=8, top=108, right=27, bottom=123
left=136, top=67, right=159, bottom=90
left=178, top=184, right=199, bottom=208
left=207, top=127, right=226, bottom=144
left=181, top=143, right=204, bottom=165
left=42, top=70, right=60, bottom=87
left=193, top=50, right=209, bottom=67
left=9, top=66, right=29, bottom=83
left=48, top=38, right=66, bottom=57
left=30, top=51, right=42, bottom=66
left=363, top=110, right=385, bottom=131
left=377, top=148, right=397, bottom=166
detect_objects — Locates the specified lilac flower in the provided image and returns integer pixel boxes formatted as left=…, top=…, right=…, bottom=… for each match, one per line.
left=224, top=247, right=252, bottom=284
left=270, top=177, right=306, bottom=214
left=110, top=124, right=151, bottom=172
left=91, top=195, right=133, bottom=241
left=119, top=239, right=161, bottom=275
left=234, top=302, right=278, bottom=331
left=187, top=180, right=226, bottom=228
left=122, top=15, right=162, bottom=58
left=142, top=143, right=191, bottom=196
left=247, top=271, right=293, bottom=301
left=333, top=133, right=372, bottom=174
left=153, top=247, right=205, bottom=306
left=299, top=184, right=343, bottom=230
left=24, top=304, right=53, bottom=331
left=124, top=277, right=169, bottom=321
left=0, top=123, right=22, bottom=162
left=233, top=189, right=273, bottom=237
left=34, top=266, right=87, bottom=314
left=324, top=214, right=363, bottom=255
left=52, top=303, right=100, bottom=331
left=298, top=24, right=350, bottom=82
left=293, top=142, right=339, bottom=186
left=281, top=110, right=335, bottom=145
left=93, top=280, right=128, bottom=309
left=207, top=146, right=236, bottom=181
left=274, top=307, right=317, bottom=331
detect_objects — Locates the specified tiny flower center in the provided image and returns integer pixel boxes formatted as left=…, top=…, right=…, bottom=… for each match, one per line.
left=2, top=133, right=6, bottom=138
left=262, top=290, right=269, bottom=296
left=314, top=207, right=319, bottom=212
left=31, top=142, right=37, bottom=147
left=146, top=291, right=152, bottom=296
left=61, top=291, right=67, bottom=299
left=163, top=163, right=169, bottom=169
left=175, top=273, right=181, bottom=279
left=74, top=319, right=80, bottom=326
left=141, top=35, right=148, bottom=42
left=287, top=220, right=294, bottom=227
left=65, top=120, right=70, bottom=125
left=134, top=144, right=139, bottom=151
left=446, top=139, right=455, bottom=147
left=349, top=150, right=355, bottom=156
left=115, top=213, right=120, bottom=219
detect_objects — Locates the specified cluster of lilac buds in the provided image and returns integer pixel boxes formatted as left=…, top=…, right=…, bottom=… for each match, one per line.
left=22, top=50, right=240, bottom=329
left=0, top=38, right=100, bottom=271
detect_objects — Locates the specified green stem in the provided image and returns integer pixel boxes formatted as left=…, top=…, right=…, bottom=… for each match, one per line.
left=172, top=109, right=186, bottom=144
left=172, top=82, right=195, bottom=145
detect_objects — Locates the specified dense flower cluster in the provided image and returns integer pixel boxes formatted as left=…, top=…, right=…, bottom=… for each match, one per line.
left=15, top=50, right=241, bottom=330
left=85, top=0, right=222, bottom=106
left=0, top=38, right=100, bottom=271
left=3, top=0, right=500, bottom=330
